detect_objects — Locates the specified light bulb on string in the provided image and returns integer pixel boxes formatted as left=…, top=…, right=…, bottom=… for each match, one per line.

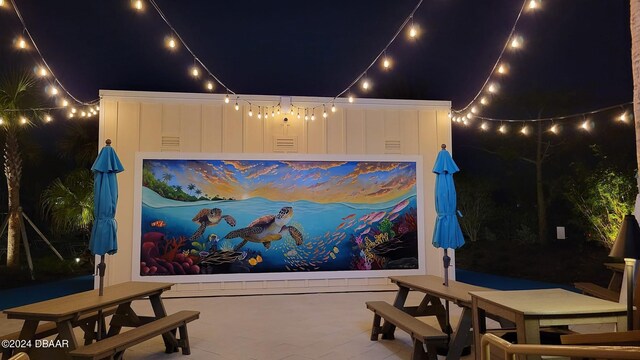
left=487, top=83, right=499, bottom=94
left=471, top=106, right=478, bottom=114
left=408, top=16, right=418, bottom=39
left=462, top=119, right=469, bottom=126
left=257, top=107, right=262, bottom=119
left=60, top=99, right=69, bottom=107
left=348, top=94, right=354, bottom=103
left=224, top=94, right=230, bottom=104
left=34, top=66, right=47, bottom=77
left=618, top=112, right=629, bottom=123
left=549, top=123, right=559, bottom=134
left=480, top=97, right=489, bottom=106
left=304, top=109, right=309, bottom=121
left=0, top=0, right=5, bottom=7
left=71, top=107, right=77, bottom=114
left=264, top=108, right=268, bottom=119
left=528, top=0, right=541, bottom=10
left=94, top=106, right=100, bottom=112
left=206, top=81, right=214, bottom=91
left=323, top=105, right=328, bottom=118
left=580, top=118, right=592, bottom=131
left=331, top=104, right=336, bottom=113
left=47, top=85, right=58, bottom=96
left=132, top=0, right=143, bottom=11
left=497, top=63, right=509, bottom=75
left=510, top=35, right=523, bottom=49
left=248, top=106, right=253, bottom=117
left=480, top=122, right=489, bottom=131
left=520, top=124, right=529, bottom=135
left=297, top=110, right=301, bottom=119
left=311, top=111, right=316, bottom=121
left=190, top=66, right=200, bottom=78
left=68, top=112, right=74, bottom=119
left=235, top=100, right=240, bottom=111
left=20, top=116, right=27, bottom=125
left=165, top=36, right=177, bottom=50
left=361, top=78, right=371, bottom=91
left=0, top=117, right=3, bottom=125
left=498, top=124, right=508, bottom=134
left=14, top=36, right=27, bottom=50
left=382, top=52, right=392, bottom=70
left=290, top=108, right=295, bottom=115
left=271, top=109, right=275, bottom=117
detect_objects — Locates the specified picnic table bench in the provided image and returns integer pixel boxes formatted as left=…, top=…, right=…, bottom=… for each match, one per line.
left=574, top=262, right=623, bottom=302
left=69, top=310, right=199, bottom=360
left=367, top=301, right=447, bottom=360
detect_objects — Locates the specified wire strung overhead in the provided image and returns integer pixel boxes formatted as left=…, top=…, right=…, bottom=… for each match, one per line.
left=131, top=0, right=425, bottom=117
left=1, top=0, right=100, bottom=122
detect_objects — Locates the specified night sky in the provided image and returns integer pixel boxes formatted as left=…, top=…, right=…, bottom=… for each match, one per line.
left=0, top=0, right=631, bottom=117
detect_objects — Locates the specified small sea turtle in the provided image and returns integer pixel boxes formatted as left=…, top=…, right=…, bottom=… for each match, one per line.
left=224, top=206, right=304, bottom=251
left=189, top=208, right=236, bottom=242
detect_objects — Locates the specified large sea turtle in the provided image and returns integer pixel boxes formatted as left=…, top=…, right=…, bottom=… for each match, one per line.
left=189, top=208, right=236, bottom=242
left=223, top=206, right=304, bottom=251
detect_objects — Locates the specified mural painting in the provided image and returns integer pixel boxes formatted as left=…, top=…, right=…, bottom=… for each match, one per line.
left=134, top=154, right=424, bottom=281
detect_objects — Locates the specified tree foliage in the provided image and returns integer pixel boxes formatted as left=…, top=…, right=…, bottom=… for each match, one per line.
left=40, top=169, right=94, bottom=236
left=565, top=148, right=637, bottom=248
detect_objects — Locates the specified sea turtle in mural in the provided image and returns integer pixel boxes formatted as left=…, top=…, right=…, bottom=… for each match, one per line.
left=189, top=208, right=236, bottom=242
left=223, top=206, right=304, bottom=251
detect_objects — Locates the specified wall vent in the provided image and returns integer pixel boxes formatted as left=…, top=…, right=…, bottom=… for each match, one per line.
left=384, top=140, right=401, bottom=154
left=161, top=135, right=180, bottom=152
left=273, top=136, right=298, bottom=153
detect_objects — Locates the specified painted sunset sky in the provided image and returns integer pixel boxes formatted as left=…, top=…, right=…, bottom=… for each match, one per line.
left=145, top=159, right=417, bottom=204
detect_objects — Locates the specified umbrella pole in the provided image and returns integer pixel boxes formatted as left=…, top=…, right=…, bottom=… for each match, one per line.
left=98, top=255, right=106, bottom=296
left=443, top=249, right=452, bottom=342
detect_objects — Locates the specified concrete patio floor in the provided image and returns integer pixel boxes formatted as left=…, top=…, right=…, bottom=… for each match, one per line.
left=0, top=290, right=615, bottom=360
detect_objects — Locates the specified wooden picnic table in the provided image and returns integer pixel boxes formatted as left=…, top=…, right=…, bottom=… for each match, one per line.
left=471, top=288, right=628, bottom=360
left=3, top=281, right=175, bottom=360
left=384, top=275, right=493, bottom=360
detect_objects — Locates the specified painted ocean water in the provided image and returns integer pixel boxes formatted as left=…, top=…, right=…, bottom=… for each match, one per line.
left=140, top=187, right=419, bottom=276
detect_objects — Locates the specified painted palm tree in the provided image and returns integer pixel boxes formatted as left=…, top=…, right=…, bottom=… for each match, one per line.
left=187, top=183, right=196, bottom=194
left=0, top=71, right=46, bottom=268
left=162, top=172, right=173, bottom=183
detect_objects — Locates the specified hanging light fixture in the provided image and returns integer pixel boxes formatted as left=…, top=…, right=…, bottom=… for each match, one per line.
left=132, top=0, right=143, bottom=11
left=331, top=104, right=336, bottom=113
left=190, top=66, right=200, bottom=78
left=206, top=81, right=214, bottom=91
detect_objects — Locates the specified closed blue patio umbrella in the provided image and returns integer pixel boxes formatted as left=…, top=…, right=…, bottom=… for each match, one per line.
left=432, top=144, right=465, bottom=286
left=90, top=139, right=124, bottom=296
left=432, top=144, right=464, bottom=346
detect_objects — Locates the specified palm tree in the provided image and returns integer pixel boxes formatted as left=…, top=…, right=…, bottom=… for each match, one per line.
left=187, top=183, right=196, bottom=194
left=162, top=172, right=173, bottom=183
left=40, top=169, right=94, bottom=237
left=0, top=71, right=46, bottom=268
left=632, top=1, right=640, bottom=192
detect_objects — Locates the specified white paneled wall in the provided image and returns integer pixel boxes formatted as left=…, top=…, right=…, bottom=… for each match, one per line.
left=99, top=90, right=452, bottom=296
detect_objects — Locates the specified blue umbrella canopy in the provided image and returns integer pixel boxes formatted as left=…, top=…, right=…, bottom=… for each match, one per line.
left=89, top=141, right=124, bottom=256
left=432, top=147, right=464, bottom=250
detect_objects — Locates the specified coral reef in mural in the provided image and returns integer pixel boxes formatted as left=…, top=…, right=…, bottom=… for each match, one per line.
left=138, top=158, right=421, bottom=276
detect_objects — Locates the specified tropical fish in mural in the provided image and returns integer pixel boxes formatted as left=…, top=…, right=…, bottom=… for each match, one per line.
left=387, top=213, right=400, bottom=221
left=189, top=208, right=237, bottom=241
left=389, top=199, right=410, bottom=215
left=336, top=222, right=346, bottom=230
left=342, top=214, right=356, bottom=220
left=361, top=228, right=371, bottom=235
left=354, top=223, right=367, bottom=231
left=333, top=246, right=339, bottom=253
left=150, top=220, right=166, bottom=227
left=369, top=211, right=386, bottom=223
left=224, top=207, right=304, bottom=250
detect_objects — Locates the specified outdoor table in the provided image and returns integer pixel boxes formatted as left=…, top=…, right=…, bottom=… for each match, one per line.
left=470, top=288, right=628, bottom=360
left=385, top=275, right=492, bottom=360
left=3, top=281, right=174, bottom=360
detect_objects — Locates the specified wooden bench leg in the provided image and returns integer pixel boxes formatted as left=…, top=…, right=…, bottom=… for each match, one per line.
left=370, top=313, right=382, bottom=341
left=411, top=339, right=429, bottom=360
left=178, top=324, right=191, bottom=355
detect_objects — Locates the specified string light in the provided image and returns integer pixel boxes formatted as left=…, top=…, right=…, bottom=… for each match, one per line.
left=408, top=16, right=418, bottom=38
left=549, top=123, right=559, bottom=134
left=47, top=85, right=58, bottom=96
left=497, top=63, right=509, bottom=75
left=618, top=112, right=629, bottom=123
left=0, top=0, right=5, bottom=7
left=580, top=118, right=592, bottom=131
left=0, top=118, right=3, bottom=125
left=323, top=105, right=328, bottom=118
left=304, top=109, right=309, bottom=121
left=361, top=79, right=371, bottom=90
left=206, top=81, right=214, bottom=91
left=132, top=0, right=143, bottom=11
left=487, top=83, right=499, bottom=93
left=71, top=107, right=77, bottom=114
left=44, top=114, right=52, bottom=122
left=382, top=52, right=392, bottom=70
left=20, top=116, right=27, bottom=124
left=480, top=122, right=489, bottom=131
left=224, top=94, right=230, bottom=104
left=34, top=66, right=47, bottom=77
left=311, top=111, right=316, bottom=121
left=248, top=106, right=253, bottom=117
left=498, top=124, right=508, bottom=134
left=297, top=109, right=301, bottom=119
left=348, top=94, right=354, bottom=103
left=264, top=108, right=269, bottom=119
left=165, top=36, right=177, bottom=50
left=235, top=100, right=239, bottom=111
left=520, top=124, right=529, bottom=135
left=510, top=35, right=523, bottom=49
left=480, top=97, right=489, bottom=106
left=190, top=66, right=200, bottom=78
left=15, top=36, right=27, bottom=50
left=331, top=104, right=336, bottom=113
left=528, top=0, right=541, bottom=10
left=257, top=107, right=262, bottom=119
